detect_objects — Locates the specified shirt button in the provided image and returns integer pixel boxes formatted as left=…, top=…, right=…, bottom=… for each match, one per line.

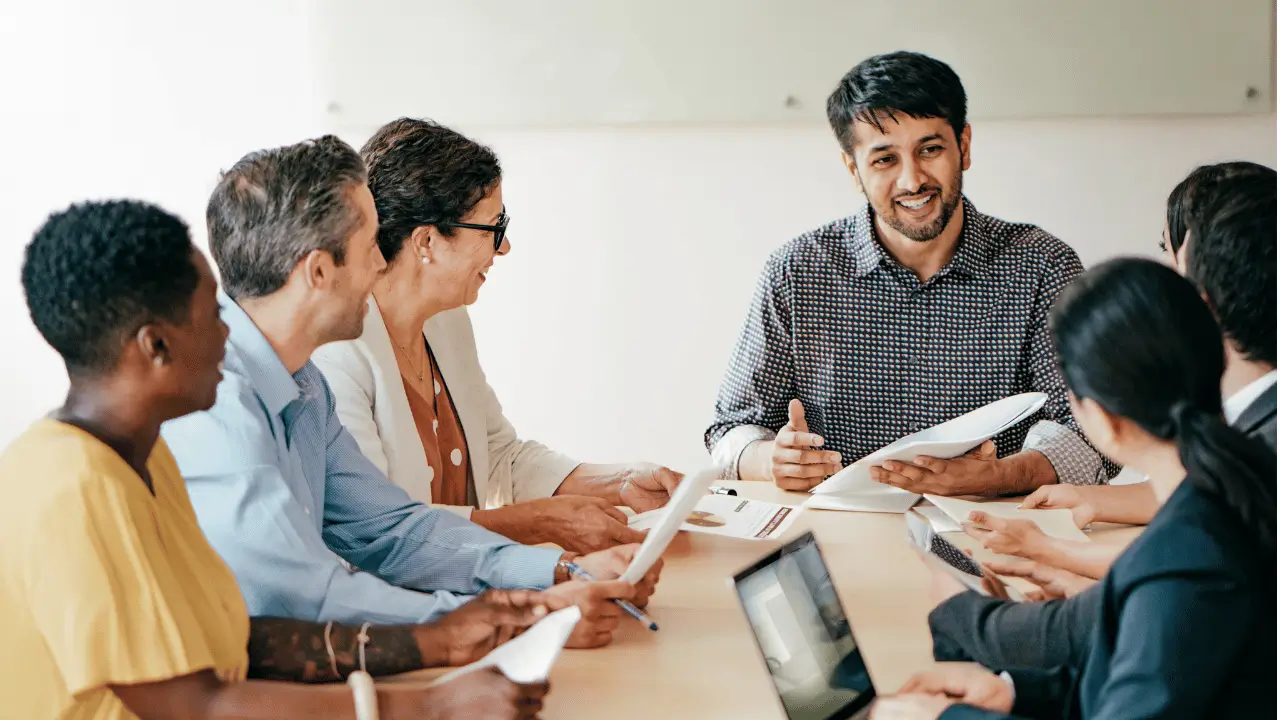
left=304, top=507, right=311, bottom=516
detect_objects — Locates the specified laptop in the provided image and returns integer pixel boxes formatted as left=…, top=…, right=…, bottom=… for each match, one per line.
left=731, top=531, right=875, bottom=720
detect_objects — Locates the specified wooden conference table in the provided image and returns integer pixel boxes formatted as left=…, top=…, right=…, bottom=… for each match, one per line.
left=387, top=481, right=1141, bottom=719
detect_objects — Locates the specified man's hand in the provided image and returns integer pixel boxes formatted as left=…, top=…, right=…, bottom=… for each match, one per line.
left=1021, top=484, right=1096, bottom=528
left=418, top=590, right=551, bottom=667
left=574, top=544, right=663, bottom=607
left=473, top=496, right=645, bottom=554
left=870, top=440, right=1008, bottom=496
left=962, top=511, right=1055, bottom=561
left=768, top=399, right=843, bottom=491
left=616, top=464, right=684, bottom=513
left=984, top=557, right=1096, bottom=599
left=382, top=667, right=547, bottom=720
left=539, top=580, right=634, bottom=648
left=894, top=663, right=1014, bottom=713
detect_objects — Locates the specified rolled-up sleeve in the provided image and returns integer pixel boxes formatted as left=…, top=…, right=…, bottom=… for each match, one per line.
left=705, top=252, right=796, bottom=477
left=1020, top=248, right=1119, bottom=485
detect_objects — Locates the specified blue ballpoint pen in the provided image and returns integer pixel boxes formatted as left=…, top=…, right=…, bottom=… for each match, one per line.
left=562, top=560, right=659, bottom=631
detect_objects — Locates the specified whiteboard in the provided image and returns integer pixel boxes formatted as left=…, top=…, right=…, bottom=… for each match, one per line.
left=308, top=0, right=1275, bottom=129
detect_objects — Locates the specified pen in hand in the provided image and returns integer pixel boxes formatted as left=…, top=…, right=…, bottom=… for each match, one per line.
left=563, top=561, right=659, bottom=631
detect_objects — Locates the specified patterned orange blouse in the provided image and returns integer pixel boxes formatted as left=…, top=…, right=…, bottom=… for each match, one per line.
left=400, top=340, right=471, bottom=507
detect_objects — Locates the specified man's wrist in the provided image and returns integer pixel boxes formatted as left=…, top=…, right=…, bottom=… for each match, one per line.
left=411, top=624, right=452, bottom=668
left=995, top=451, right=1055, bottom=495
left=554, top=552, right=582, bottom=584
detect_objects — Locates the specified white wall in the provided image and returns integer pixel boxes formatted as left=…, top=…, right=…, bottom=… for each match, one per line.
left=0, top=2, right=1275, bottom=473
left=443, top=116, right=1276, bottom=473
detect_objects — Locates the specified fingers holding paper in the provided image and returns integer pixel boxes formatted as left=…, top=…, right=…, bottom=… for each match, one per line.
left=771, top=400, right=843, bottom=491
left=962, top=512, right=1053, bottom=560
left=870, top=440, right=1001, bottom=496
left=397, top=666, right=548, bottom=720
left=982, top=557, right=1096, bottom=599
left=576, top=543, right=663, bottom=607
left=540, top=580, right=633, bottom=648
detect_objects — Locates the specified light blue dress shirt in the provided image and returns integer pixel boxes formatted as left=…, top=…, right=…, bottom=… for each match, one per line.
left=162, top=293, right=561, bottom=625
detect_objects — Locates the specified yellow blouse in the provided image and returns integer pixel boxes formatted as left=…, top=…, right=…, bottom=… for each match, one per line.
left=0, top=419, right=250, bottom=720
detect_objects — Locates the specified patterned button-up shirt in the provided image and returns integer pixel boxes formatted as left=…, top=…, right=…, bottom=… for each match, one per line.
left=706, top=198, right=1118, bottom=486
left=162, top=293, right=560, bottom=626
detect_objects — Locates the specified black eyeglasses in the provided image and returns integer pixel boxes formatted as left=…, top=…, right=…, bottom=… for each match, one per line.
left=435, top=206, right=509, bottom=252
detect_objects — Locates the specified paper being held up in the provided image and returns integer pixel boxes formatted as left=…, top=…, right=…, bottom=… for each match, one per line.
left=431, top=606, right=582, bottom=686
left=629, top=493, right=801, bottom=541
left=807, top=393, right=1048, bottom=513
left=924, top=494, right=1089, bottom=542
left=618, top=467, right=717, bottom=584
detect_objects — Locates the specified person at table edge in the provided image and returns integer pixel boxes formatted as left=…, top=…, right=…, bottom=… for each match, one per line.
left=705, top=51, right=1118, bottom=495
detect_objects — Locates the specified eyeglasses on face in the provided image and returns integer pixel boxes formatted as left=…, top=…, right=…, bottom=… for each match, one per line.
left=433, top=206, right=509, bottom=252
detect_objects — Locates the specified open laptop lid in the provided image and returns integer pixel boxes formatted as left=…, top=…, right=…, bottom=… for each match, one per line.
left=731, top=531, right=875, bottom=720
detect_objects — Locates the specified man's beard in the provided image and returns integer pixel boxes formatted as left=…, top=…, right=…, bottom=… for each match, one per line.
left=871, top=171, right=963, bottom=243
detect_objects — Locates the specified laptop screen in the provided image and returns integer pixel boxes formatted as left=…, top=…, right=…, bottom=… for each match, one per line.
left=732, top=531, right=875, bottom=720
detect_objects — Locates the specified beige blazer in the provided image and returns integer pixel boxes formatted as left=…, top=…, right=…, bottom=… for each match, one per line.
left=312, top=298, right=580, bottom=518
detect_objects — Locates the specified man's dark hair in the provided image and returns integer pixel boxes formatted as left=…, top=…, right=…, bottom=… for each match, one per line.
left=1165, top=161, right=1271, bottom=255
left=360, top=117, right=502, bottom=262
left=207, top=135, right=367, bottom=299
left=826, top=51, right=968, bottom=155
left=1186, top=168, right=1277, bottom=366
left=22, top=200, right=199, bottom=374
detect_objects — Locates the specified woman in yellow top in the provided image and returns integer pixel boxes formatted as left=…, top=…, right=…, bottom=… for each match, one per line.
left=0, top=200, right=600, bottom=719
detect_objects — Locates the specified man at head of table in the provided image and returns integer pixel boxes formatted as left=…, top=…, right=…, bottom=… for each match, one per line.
left=706, top=51, right=1118, bottom=495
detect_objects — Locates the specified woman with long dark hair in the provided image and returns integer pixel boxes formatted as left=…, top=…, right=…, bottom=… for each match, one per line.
left=875, top=258, right=1276, bottom=719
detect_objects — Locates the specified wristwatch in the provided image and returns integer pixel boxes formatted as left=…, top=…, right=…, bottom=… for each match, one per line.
left=554, top=553, right=581, bottom=583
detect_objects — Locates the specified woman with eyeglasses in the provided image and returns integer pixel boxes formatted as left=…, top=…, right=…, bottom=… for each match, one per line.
left=312, top=117, right=684, bottom=560
left=873, top=258, right=1276, bottom=719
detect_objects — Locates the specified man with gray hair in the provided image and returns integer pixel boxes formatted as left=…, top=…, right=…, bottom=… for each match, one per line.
left=162, top=136, right=659, bottom=648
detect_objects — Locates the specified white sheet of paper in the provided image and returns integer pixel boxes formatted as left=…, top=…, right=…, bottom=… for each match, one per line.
left=619, top=467, right=717, bottom=584
left=431, top=606, right=582, bottom=686
left=628, top=494, right=802, bottom=540
left=803, top=488, right=921, bottom=514
left=923, top=494, right=1089, bottom=542
left=914, top=503, right=963, bottom=533
left=810, top=393, right=1048, bottom=498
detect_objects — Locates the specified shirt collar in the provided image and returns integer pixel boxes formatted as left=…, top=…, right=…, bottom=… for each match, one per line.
left=848, top=197, right=994, bottom=280
left=219, top=290, right=301, bottom=418
left=1224, top=370, right=1278, bottom=425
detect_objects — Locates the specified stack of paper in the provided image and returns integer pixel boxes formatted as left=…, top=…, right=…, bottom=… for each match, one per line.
left=805, top=393, right=1048, bottom=514
left=923, top=494, right=1089, bottom=542
left=431, top=605, right=583, bottom=686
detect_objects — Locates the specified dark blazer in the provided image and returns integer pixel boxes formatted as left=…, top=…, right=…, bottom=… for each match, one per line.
left=940, top=478, right=1277, bottom=719
left=929, top=386, right=1277, bottom=670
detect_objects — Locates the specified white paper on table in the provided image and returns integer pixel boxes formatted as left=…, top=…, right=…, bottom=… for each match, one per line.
left=430, top=606, right=582, bottom=686
left=809, top=393, right=1048, bottom=501
left=803, top=487, right=921, bottom=514
left=913, top=503, right=963, bottom=533
left=923, top=494, right=1089, bottom=542
left=628, top=494, right=802, bottom=540
left=619, top=467, right=717, bottom=584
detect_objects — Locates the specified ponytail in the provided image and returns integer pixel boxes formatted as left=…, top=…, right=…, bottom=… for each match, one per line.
left=1171, top=402, right=1277, bottom=552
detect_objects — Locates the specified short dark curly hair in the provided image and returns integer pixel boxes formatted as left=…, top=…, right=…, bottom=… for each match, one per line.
left=827, top=51, right=967, bottom=155
left=22, top=200, right=199, bottom=374
left=207, top=135, right=367, bottom=299
left=360, top=118, right=501, bottom=262
left=1186, top=168, right=1277, bottom=366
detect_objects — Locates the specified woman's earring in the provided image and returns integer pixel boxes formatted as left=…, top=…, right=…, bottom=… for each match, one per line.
left=420, top=253, right=430, bottom=265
